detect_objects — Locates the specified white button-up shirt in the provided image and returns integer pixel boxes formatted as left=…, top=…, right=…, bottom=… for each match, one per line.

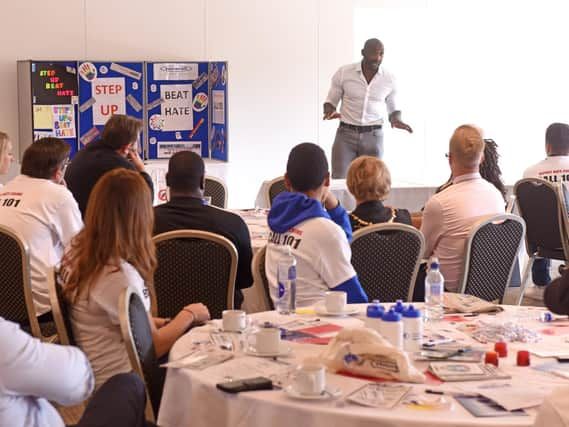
left=0, top=318, right=94, bottom=427
left=421, top=173, right=505, bottom=292
left=325, top=62, right=398, bottom=126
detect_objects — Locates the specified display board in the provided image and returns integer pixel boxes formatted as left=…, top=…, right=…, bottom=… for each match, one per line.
left=209, top=61, right=228, bottom=161
left=78, top=61, right=144, bottom=152
left=146, top=62, right=210, bottom=159
left=29, top=61, right=79, bottom=156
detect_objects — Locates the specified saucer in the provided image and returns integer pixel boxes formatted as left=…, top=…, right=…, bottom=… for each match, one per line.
left=314, top=303, right=360, bottom=317
left=284, top=385, right=342, bottom=400
left=245, top=342, right=292, bottom=357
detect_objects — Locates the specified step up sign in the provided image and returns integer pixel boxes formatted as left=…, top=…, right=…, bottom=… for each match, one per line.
left=92, top=77, right=126, bottom=125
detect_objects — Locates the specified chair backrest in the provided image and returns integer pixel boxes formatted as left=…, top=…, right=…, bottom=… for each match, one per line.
left=251, top=245, right=274, bottom=311
left=266, top=176, right=287, bottom=207
left=514, top=178, right=569, bottom=259
left=204, top=175, right=228, bottom=208
left=0, top=224, right=42, bottom=338
left=47, top=267, right=75, bottom=346
left=152, top=230, right=238, bottom=319
left=119, top=286, right=165, bottom=422
left=351, top=223, right=425, bottom=302
left=458, top=214, right=525, bottom=303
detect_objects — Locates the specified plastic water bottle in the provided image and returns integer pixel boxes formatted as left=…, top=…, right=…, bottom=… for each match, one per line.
left=365, top=299, right=385, bottom=332
left=425, top=259, right=444, bottom=322
left=381, top=309, right=403, bottom=349
left=276, top=246, right=297, bottom=314
left=402, top=305, right=423, bottom=352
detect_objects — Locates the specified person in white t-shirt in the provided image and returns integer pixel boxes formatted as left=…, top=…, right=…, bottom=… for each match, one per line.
left=421, top=125, right=505, bottom=292
left=522, top=122, right=569, bottom=297
left=63, top=168, right=210, bottom=388
left=0, top=138, right=82, bottom=318
left=265, top=142, right=368, bottom=307
left=0, top=131, right=15, bottom=186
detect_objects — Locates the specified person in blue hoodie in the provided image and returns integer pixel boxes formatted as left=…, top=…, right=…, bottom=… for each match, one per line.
left=265, top=142, right=369, bottom=307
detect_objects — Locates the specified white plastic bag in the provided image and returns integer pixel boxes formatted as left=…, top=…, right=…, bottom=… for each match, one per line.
left=321, top=327, right=425, bottom=383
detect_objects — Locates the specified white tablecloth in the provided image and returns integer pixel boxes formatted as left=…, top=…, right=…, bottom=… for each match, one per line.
left=157, top=305, right=569, bottom=427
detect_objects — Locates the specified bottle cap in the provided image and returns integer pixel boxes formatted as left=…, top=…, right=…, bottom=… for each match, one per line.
left=494, top=342, right=508, bottom=358
left=382, top=309, right=402, bottom=322
left=392, top=300, right=406, bottom=313
left=366, top=302, right=385, bottom=318
left=402, top=305, right=422, bottom=318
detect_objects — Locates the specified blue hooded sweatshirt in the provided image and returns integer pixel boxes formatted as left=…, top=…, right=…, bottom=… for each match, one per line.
left=268, top=192, right=368, bottom=304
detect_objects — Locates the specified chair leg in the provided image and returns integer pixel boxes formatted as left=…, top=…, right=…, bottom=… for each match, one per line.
left=517, top=256, right=535, bottom=305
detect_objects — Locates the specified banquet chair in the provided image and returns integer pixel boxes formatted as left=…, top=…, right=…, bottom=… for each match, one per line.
left=119, top=286, right=165, bottom=423
left=47, top=266, right=75, bottom=346
left=458, top=214, right=525, bottom=303
left=266, top=176, right=287, bottom=207
left=152, top=230, right=238, bottom=320
left=0, top=224, right=56, bottom=341
left=514, top=178, right=569, bottom=304
left=252, top=245, right=274, bottom=311
left=204, top=175, right=228, bottom=208
left=351, top=223, right=425, bottom=302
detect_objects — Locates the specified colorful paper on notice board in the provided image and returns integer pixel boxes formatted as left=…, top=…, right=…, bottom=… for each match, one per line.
left=33, top=105, right=54, bottom=129
left=52, top=105, right=76, bottom=138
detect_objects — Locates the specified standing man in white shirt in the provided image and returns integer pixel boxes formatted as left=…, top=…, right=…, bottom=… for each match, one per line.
left=0, top=138, right=83, bottom=320
left=421, top=125, right=505, bottom=292
left=522, top=122, right=569, bottom=297
left=323, top=38, right=413, bottom=178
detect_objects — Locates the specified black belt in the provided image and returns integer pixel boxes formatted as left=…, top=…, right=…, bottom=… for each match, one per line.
left=339, top=122, right=382, bottom=133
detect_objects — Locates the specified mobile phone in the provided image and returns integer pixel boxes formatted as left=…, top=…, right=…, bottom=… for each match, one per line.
left=216, top=377, right=273, bottom=393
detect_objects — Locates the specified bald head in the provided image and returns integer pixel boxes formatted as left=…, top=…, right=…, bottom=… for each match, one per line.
left=449, top=125, right=485, bottom=170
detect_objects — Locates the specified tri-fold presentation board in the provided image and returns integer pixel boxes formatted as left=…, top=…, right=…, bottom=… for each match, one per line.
left=17, top=60, right=228, bottom=161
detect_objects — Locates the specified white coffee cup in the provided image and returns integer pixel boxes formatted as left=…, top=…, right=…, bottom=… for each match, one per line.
left=250, top=325, right=281, bottom=354
left=294, top=362, right=326, bottom=395
left=222, top=310, right=247, bottom=332
left=325, top=291, right=347, bottom=313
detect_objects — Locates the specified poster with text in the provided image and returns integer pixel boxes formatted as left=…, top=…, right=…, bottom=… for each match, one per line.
left=78, top=62, right=143, bottom=150
left=160, top=84, right=193, bottom=131
left=210, top=61, right=228, bottom=161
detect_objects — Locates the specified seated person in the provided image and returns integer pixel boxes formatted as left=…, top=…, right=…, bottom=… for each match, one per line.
left=421, top=125, right=505, bottom=292
left=154, top=151, right=253, bottom=308
left=522, top=122, right=569, bottom=297
left=346, top=156, right=411, bottom=231
left=265, top=142, right=368, bottom=307
left=411, top=138, right=507, bottom=229
left=63, top=169, right=210, bottom=389
left=0, top=131, right=14, bottom=185
left=0, top=138, right=82, bottom=319
left=0, top=317, right=151, bottom=427
left=544, top=268, right=569, bottom=315
left=65, top=114, right=153, bottom=217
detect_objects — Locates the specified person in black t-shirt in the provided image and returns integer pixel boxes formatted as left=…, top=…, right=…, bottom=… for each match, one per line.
left=154, top=151, right=253, bottom=308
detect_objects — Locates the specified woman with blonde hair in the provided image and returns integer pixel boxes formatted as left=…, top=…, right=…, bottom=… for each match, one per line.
left=346, top=156, right=411, bottom=231
left=0, top=132, right=14, bottom=184
left=63, top=168, right=209, bottom=388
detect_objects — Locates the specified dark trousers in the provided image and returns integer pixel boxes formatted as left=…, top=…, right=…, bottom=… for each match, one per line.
left=532, top=258, right=552, bottom=286
left=73, top=373, right=155, bottom=427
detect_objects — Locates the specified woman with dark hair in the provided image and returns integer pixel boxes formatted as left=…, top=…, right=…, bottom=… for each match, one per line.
left=63, top=168, right=210, bottom=388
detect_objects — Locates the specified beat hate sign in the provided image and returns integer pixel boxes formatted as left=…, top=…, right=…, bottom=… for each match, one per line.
left=160, top=84, right=193, bottom=131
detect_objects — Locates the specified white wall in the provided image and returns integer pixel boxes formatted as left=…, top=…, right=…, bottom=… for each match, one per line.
left=0, top=0, right=362, bottom=206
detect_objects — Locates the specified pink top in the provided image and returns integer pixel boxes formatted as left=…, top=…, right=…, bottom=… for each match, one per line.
left=421, top=173, right=505, bottom=292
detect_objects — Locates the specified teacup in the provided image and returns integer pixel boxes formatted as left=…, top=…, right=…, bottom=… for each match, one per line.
left=248, top=324, right=281, bottom=354
left=294, top=361, right=326, bottom=395
left=222, top=310, right=247, bottom=332
left=325, top=291, right=347, bottom=313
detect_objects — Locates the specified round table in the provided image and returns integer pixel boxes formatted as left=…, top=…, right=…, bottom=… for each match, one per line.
left=157, top=305, right=569, bottom=427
